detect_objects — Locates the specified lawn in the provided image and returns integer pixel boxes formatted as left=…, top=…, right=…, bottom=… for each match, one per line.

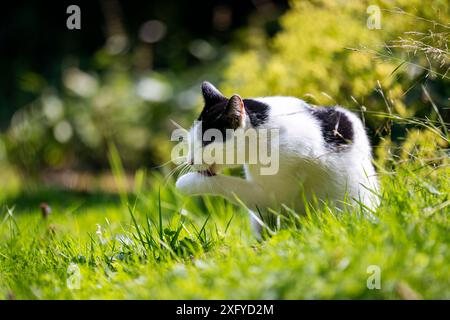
left=0, top=160, right=448, bottom=300
left=1, top=0, right=449, bottom=302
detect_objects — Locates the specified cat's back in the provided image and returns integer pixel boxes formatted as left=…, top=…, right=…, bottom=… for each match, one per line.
left=250, top=96, right=371, bottom=157
left=244, top=96, right=378, bottom=210
left=251, top=96, right=325, bottom=155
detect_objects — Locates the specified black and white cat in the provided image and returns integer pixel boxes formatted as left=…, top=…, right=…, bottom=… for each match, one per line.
left=176, top=81, right=379, bottom=236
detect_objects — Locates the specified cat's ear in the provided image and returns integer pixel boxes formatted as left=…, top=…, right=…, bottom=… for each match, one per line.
left=225, top=94, right=246, bottom=128
left=201, top=81, right=226, bottom=106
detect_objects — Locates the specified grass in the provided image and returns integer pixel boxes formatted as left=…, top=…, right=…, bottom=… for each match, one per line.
left=0, top=157, right=449, bottom=299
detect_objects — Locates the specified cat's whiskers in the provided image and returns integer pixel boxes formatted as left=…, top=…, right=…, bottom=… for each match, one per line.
left=153, top=156, right=186, bottom=170
left=163, top=162, right=185, bottom=185
left=177, top=163, right=190, bottom=178
left=163, top=161, right=195, bottom=188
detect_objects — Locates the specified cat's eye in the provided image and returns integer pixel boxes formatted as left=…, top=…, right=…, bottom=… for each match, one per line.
left=178, top=136, right=183, bottom=142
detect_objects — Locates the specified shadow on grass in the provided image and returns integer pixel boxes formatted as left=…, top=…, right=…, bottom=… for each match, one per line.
left=2, top=188, right=122, bottom=215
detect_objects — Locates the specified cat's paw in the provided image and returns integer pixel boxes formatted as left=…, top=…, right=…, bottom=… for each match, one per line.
left=176, top=172, right=205, bottom=195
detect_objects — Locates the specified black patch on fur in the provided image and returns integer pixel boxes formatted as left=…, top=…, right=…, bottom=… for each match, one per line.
left=310, top=107, right=354, bottom=149
left=197, top=98, right=270, bottom=146
left=243, top=99, right=270, bottom=127
left=197, top=100, right=230, bottom=145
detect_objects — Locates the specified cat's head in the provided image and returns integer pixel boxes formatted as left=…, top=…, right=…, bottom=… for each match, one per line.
left=186, top=81, right=248, bottom=175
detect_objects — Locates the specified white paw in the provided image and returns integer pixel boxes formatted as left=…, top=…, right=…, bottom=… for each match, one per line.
left=175, top=172, right=204, bottom=195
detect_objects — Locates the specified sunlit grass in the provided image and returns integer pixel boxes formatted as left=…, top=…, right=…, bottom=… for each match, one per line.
left=0, top=158, right=448, bottom=299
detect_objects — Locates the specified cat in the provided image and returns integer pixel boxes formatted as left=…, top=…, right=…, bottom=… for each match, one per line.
left=176, top=81, right=379, bottom=237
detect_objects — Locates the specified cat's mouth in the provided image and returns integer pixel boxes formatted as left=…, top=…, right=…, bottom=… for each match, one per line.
left=198, top=165, right=216, bottom=176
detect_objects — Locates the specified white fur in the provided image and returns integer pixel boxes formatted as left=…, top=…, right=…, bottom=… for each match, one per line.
left=176, top=96, right=379, bottom=237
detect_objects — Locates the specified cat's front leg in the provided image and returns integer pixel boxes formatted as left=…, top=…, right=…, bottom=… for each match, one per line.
left=176, top=172, right=264, bottom=209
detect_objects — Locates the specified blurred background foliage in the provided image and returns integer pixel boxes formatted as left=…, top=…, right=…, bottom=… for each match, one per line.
left=0, top=0, right=288, bottom=183
left=0, top=0, right=448, bottom=190
left=222, top=0, right=449, bottom=144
